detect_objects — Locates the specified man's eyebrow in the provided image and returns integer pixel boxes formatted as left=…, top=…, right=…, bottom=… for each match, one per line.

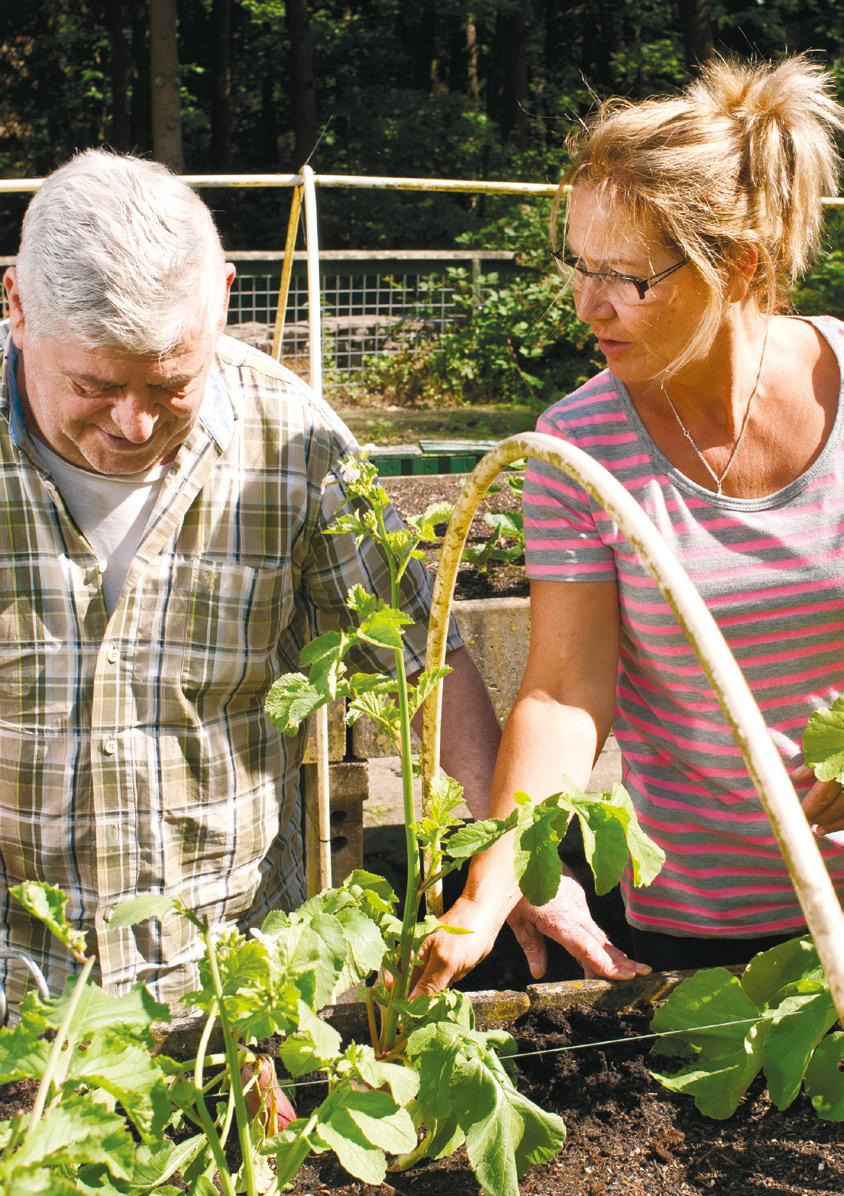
left=61, top=369, right=125, bottom=389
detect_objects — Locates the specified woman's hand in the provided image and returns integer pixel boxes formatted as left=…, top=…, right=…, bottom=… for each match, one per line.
left=792, top=764, right=844, bottom=834
left=409, top=894, right=502, bottom=997
left=409, top=871, right=650, bottom=997
left=506, top=872, right=651, bottom=981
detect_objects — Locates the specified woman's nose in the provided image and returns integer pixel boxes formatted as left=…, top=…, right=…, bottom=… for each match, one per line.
left=574, top=278, right=616, bottom=323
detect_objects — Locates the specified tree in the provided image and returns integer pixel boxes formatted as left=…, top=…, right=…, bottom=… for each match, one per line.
left=677, top=0, right=713, bottom=70
left=285, top=0, right=318, bottom=168
left=149, top=0, right=184, bottom=169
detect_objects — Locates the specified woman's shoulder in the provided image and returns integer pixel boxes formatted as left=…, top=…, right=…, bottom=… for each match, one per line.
left=536, top=368, right=624, bottom=435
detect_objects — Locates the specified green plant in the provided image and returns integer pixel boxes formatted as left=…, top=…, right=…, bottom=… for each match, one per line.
left=648, top=935, right=843, bottom=1121
left=462, top=459, right=526, bottom=572
left=647, top=695, right=844, bottom=1123
left=0, top=454, right=665, bottom=1196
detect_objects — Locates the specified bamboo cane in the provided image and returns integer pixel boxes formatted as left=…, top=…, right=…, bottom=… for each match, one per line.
left=271, top=185, right=303, bottom=362
left=300, top=163, right=333, bottom=893
left=421, top=433, right=844, bottom=1026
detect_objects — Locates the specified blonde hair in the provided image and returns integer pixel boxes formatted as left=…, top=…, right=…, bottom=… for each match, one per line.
left=553, top=55, right=843, bottom=374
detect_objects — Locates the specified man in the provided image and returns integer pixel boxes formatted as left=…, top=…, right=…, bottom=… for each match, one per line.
left=0, top=149, right=508, bottom=1013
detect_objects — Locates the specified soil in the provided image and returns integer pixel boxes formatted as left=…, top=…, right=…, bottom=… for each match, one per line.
left=383, top=473, right=528, bottom=602
left=287, top=1004, right=843, bottom=1196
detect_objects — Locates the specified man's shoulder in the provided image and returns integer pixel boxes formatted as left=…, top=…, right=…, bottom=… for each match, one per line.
left=214, top=332, right=358, bottom=456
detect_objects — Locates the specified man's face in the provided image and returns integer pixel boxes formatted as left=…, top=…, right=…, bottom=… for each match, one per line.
left=4, top=266, right=232, bottom=475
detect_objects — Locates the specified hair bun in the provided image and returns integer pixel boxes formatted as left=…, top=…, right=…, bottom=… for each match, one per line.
left=692, top=53, right=840, bottom=130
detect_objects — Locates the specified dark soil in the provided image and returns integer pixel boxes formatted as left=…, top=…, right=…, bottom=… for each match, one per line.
left=384, top=474, right=528, bottom=602
left=289, top=1004, right=843, bottom=1196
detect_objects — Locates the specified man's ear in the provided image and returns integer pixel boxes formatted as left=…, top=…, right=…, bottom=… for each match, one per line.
left=219, top=262, right=236, bottom=331
left=3, top=268, right=26, bottom=349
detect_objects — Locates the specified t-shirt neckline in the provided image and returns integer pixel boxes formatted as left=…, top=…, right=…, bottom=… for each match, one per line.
left=611, top=315, right=844, bottom=512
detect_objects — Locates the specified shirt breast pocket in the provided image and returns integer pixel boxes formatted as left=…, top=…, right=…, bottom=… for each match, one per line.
left=176, top=560, right=294, bottom=713
left=0, top=591, right=72, bottom=727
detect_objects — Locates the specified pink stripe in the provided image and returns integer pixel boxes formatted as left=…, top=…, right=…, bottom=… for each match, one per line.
left=526, top=560, right=614, bottom=576
left=633, top=771, right=755, bottom=800
left=624, top=906, right=808, bottom=934
left=640, top=792, right=766, bottom=822
left=622, top=708, right=740, bottom=755
left=575, top=432, right=639, bottom=447
left=562, top=411, right=626, bottom=428
left=718, top=596, right=844, bottom=627
left=637, top=812, right=774, bottom=838
left=617, top=684, right=725, bottom=732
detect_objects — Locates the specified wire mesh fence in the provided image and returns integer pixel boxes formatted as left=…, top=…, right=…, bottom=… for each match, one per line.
left=0, top=250, right=515, bottom=388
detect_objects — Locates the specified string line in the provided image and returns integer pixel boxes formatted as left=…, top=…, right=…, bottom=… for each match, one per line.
left=273, top=1009, right=807, bottom=1090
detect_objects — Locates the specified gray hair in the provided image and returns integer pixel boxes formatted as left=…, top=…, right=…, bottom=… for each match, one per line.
left=15, top=149, right=228, bottom=355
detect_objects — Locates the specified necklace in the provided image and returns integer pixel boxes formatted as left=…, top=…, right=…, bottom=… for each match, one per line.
left=661, top=322, right=769, bottom=497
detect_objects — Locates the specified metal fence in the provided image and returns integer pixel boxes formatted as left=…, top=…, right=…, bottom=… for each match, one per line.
left=227, top=249, right=516, bottom=373
left=0, top=247, right=516, bottom=378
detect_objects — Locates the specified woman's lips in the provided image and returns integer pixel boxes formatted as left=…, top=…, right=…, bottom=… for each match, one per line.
left=597, top=337, right=630, bottom=357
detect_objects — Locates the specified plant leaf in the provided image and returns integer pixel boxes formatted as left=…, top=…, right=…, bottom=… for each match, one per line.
left=804, top=1032, right=844, bottom=1120
left=358, top=606, right=413, bottom=650
left=11, top=882, right=88, bottom=962
left=0, top=1022, right=50, bottom=1083
left=12, top=1094, right=135, bottom=1179
left=446, top=811, right=518, bottom=862
left=803, top=696, right=844, bottom=781
left=761, top=986, right=838, bottom=1109
left=265, top=673, right=326, bottom=734
left=66, top=1032, right=171, bottom=1140
left=649, top=968, right=767, bottom=1118
left=512, top=797, right=570, bottom=907
left=107, top=894, right=178, bottom=930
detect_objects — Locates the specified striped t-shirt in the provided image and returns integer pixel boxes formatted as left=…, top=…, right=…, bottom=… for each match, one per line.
left=524, top=314, right=844, bottom=939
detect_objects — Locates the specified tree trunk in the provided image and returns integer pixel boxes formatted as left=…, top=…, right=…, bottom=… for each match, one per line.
left=497, top=0, right=531, bottom=143
left=466, top=12, right=480, bottom=102
left=285, top=0, right=318, bottom=168
left=677, top=0, right=714, bottom=70
left=105, top=0, right=131, bottom=151
left=149, top=0, right=184, bottom=170
left=130, top=6, right=152, bottom=152
left=210, top=0, right=232, bottom=171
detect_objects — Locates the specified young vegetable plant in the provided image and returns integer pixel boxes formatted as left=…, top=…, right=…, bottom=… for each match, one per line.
left=647, top=697, right=844, bottom=1123
left=264, top=454, right=666, bottom=1192
left=649, top=935, right=843, bottom=1121
left=461, top=458, right=525, bottom=572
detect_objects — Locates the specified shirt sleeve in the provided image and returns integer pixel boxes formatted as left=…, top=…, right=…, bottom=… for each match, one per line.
left=523, top=412, right=617, bottom=582
left=300, top=418, right=462, bottom=676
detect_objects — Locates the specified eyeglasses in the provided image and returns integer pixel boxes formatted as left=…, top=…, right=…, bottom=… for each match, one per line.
left=552, top=250, right=689, bottom=302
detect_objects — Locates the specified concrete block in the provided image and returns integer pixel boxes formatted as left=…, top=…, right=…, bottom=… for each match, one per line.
left=452, top=596, right=530, bottom=726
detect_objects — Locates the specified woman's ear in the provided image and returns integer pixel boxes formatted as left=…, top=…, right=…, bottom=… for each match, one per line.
left=726, top=244, right=759, bottom=302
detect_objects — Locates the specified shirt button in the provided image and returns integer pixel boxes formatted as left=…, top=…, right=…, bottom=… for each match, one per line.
left=106, top=644, right=118, bottom=664
left=102, top=736, right=117, bottom=756
left=98, top=559, right=108, bottom=575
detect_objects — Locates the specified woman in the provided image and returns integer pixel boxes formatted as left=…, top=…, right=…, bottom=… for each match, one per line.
left=416, top=54, right=844, bottom=992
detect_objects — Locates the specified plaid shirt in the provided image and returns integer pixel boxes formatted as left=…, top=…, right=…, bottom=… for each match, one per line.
left=0, top=329, right=455, bottom=1013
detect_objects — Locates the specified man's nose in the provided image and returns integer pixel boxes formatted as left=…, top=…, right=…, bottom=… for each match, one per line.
left=110, top=394, right=159, bottom=443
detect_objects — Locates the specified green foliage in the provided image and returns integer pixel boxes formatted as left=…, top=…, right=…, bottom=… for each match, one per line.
left=803, top=694, right=844, bottom=781
left=649, top=936, right=842, bottom=1121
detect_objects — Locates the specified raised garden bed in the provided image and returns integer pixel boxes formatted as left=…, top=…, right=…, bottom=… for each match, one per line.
left=288, top=975, right=843, bottom=1196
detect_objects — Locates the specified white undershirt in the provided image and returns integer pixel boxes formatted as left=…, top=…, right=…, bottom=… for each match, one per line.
left=30, top=438, right=169, bottom=615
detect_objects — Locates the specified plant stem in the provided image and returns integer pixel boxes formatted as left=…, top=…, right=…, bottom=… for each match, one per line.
left=273, top=1106, right=323, bottom=1189
left=27, top=954, right=95, bottom=1135
left=381, top=642, right=421, bottom=1051
left=204, top=934, right=260, bottom=1196
left=192, top=999, right=237, bottom=1196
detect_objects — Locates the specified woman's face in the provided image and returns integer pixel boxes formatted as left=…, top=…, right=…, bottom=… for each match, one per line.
left=564, top=184, right=711, bottom=385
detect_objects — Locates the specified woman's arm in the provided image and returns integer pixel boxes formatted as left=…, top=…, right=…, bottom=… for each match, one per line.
left=413, top=578, right=651, bottom=992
